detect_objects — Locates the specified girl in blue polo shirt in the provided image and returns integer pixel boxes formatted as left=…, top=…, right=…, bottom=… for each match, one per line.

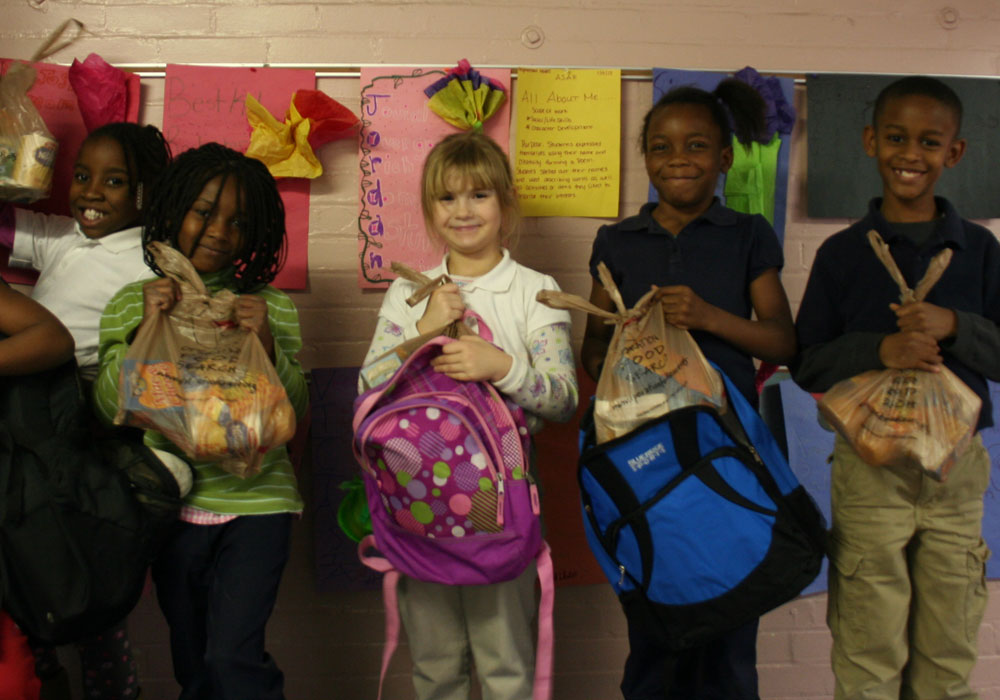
left=581, top=80, right=797, bottom=700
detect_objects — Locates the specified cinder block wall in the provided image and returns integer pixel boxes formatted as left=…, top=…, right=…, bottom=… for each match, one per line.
left=5, top=1, right=1000, bottom=698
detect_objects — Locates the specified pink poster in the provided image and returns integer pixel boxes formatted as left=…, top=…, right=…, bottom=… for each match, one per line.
left=0, top=59, right=140, bottom=284
left=162, top=65, right=314, bottom=290
left=357, top=67, right=511, bottom=288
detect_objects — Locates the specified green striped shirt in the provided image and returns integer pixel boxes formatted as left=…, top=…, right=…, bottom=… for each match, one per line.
left=94, top=271, right=307, bottom=515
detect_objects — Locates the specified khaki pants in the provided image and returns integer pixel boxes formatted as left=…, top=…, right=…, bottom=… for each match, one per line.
left=828, top=435, right=990, bottom=700
left=398, top=562, right=537, bottom=700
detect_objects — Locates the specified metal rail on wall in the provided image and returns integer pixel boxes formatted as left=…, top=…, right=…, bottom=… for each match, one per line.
left=78, top=63, right=999, bottom=84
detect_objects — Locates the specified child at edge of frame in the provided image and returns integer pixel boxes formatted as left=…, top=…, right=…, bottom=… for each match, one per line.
left=358, top=130, right=579, bottom=700
left=0, top=278, right=76, bottom=700
left=0, top=121, right=173, bottom=700
left=92, top=142, right=308, bottom=700
left=791, top=75, right=1000, bottom=699
left=580, top=79, right=798, bottom=700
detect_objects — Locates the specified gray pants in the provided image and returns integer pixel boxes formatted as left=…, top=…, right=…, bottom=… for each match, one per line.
left=398, top=562, right=538, bottom=700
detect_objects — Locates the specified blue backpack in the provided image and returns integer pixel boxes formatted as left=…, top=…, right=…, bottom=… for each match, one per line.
left=578, top=367, right=826, bottom=650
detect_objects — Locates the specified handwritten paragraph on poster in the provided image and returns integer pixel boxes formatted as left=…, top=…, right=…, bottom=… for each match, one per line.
left=514, top=69, right=620, bottom=217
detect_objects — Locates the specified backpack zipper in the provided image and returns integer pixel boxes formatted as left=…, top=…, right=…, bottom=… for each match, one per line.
left=526, top=472, right=541, bottom=515
left=496, top=476, right=505, bottom=525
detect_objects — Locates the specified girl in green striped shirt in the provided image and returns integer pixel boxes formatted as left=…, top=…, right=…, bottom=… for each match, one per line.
left=94, top=143, right=306, bottom=700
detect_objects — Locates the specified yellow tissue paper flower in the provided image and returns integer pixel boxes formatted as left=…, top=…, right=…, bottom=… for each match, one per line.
left=244, top=94, right=322, bottom=179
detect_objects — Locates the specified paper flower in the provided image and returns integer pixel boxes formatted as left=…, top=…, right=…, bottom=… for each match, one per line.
left=423, top=59, right=506, bottom=131
left=733, top=66, right=796, bottom=141
left=68, top=53, right=138, bottom=131
left=244, top=90, right=358, bottom=179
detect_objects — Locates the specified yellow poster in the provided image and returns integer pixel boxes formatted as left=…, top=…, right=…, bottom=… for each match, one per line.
left=514, top=68, right=620, bottom=217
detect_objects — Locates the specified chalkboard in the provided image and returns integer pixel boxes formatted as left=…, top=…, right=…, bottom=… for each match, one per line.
left=806, top=74, right=1000, bottom=219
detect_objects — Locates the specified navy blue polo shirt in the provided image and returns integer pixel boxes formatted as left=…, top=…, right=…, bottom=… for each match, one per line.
left=589, top=199, right=783, bottom=406
left=795, top=197, right=1000, bottom=431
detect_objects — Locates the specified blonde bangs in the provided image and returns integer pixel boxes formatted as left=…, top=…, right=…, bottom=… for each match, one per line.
left=420, top=132, right=521, bottom=249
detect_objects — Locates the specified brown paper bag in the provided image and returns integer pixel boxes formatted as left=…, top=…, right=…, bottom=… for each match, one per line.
left=115, top=242, right=296, bottom=479
left=358, top=261, right=485, bottom=391
left=817, top=230, right=981, bottom=480
left=538, top=263, right=725, bottom=443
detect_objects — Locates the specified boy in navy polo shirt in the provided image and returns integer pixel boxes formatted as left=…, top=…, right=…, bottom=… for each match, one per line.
left=793, top=76, right=1000, bottom=699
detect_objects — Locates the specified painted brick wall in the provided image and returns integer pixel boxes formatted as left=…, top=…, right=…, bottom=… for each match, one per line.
left=5, top=0, right=1000, bottom=697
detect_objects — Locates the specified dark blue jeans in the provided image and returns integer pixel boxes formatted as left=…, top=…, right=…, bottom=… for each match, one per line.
left=152, top=514, right=292, bottom=700
left=621, top=608, right=760, bottom=700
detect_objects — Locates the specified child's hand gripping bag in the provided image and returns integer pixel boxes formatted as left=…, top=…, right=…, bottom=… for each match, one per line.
left=358, top=261, right=488, bottom=391
left=0, top=63, right=58, bottom=204
left=817, top=230, right=981, bottom=481
left=114, top=242, right=297, bottom=478
left=538, top=262, right=725, bottom=443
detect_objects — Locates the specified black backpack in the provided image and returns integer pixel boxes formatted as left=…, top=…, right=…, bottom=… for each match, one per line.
left=0, top=355, right=182, bottom=644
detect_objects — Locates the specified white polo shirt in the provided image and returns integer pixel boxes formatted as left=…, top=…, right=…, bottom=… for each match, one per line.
left=374, top=250, right=571, bottom=430
left=10, top=210, right=153, bottom=377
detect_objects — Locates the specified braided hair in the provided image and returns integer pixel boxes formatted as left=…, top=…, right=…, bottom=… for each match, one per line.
left=641, top=78, right=766, bottom=152
left=142, top=143, right=286, bottom=292
left=83, top=122, right=171, bottom=214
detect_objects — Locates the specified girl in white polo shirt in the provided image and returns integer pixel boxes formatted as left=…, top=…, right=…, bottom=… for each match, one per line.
left=0, top=121, right=170, bottom=700
left=361, top=131, right=579, bottom=700
left=0, top=122, right=170, bottom=380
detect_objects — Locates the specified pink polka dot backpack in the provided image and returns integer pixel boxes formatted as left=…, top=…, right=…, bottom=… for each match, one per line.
left=353, top=321, right=554, bottom=700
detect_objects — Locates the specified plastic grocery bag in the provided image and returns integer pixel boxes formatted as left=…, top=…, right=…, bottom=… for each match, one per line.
left=0, top=62, right=58, bottom=204
left=115, top=242, right=297, bottom=479
left=817, top=231, right=981, bottom=481
left=539, top=263, right=725, bottom=443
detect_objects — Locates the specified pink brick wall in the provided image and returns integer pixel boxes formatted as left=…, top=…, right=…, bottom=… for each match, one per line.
left=6, top=0, right=1000, bottom=697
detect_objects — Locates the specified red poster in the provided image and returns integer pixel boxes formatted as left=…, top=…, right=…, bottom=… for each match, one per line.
left=0, top=59, right=140, bottom=284
left=162, top=65, right=314, bottom=290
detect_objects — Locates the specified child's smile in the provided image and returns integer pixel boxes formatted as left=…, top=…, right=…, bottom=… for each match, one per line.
left=864, top=93, right=965, bottom=221
left=178, top=175, right=244, bottom=274
left=69, top=136, right=140, bottom=239
left=431, top=173, right=503, bottom=271
left=644, top=103, right=732, bottom=224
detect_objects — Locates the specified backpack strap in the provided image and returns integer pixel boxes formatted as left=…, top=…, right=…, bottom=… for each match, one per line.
left=533, top=541, right=555, bottom=700
left=358, top=534, right=401, bottom=700
left=359, top=535, right=556, bottom=700
left=461, top=309, right=493, bottom=343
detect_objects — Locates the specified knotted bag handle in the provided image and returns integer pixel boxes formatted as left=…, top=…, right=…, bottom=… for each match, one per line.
left=31, top=19, right=85, bottom=63
left=867, top=230, right=952, bottom=303
left=390, top=261, right=492, bottom=342
left=536, top=261, right=662, bottom=329
left=146, top=241, right=240, bottom=347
